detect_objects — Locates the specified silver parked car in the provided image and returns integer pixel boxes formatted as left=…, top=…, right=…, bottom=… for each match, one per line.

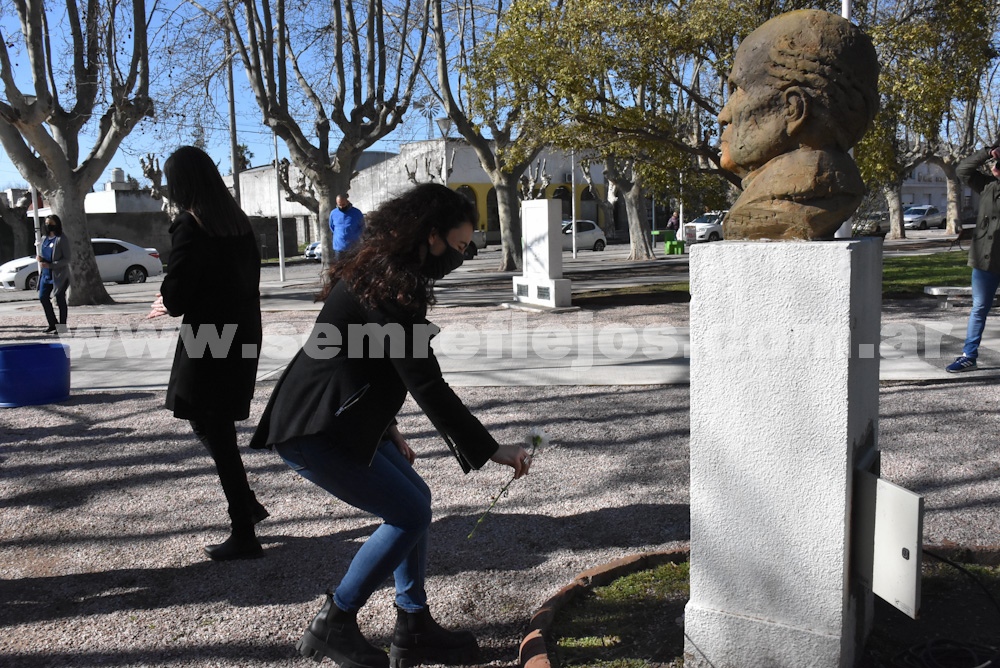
left=0, top=238, right=163, bottom=290
left=902, top=205, right=946, bottom=230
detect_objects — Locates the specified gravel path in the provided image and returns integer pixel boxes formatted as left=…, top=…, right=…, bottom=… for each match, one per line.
left=2, top=299, right=999, bottom=667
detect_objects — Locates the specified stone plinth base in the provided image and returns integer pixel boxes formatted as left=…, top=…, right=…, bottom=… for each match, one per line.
left=512, top=276, right=571, bottom=309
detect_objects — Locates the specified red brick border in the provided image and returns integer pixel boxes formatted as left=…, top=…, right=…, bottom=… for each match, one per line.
left=518, top=549, right=690, bottom=668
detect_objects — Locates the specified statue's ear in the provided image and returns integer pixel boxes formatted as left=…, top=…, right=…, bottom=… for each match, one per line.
left=783, top=86, right=809, bottom=136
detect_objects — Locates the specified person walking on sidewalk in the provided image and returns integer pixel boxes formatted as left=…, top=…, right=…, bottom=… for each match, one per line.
left=329, top=193, right=365, bottom=261
left=147, top=146, right=268, bottom=560
left=251, top=183, right=533, bottom=668
left=37, top=214, right=71, bottom=334
left=947, top=144, right=1000, bottom=372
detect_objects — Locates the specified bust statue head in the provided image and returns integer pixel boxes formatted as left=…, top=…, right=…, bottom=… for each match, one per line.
left=719, top=10, right=880, bottom=240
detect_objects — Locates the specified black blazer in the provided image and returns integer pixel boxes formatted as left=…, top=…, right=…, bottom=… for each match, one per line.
left=162, top=212, right=262, bottom=420
left=250, top=280, right=499, bottom=472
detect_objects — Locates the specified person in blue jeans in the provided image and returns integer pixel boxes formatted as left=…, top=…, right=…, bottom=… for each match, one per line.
left=37, top=214, right=71, bottom=334
left=329, top=193, right=365, bottom=261
left=251, top=183, right=531, bottom=668
left=947, top=145, right=1000, bottom=372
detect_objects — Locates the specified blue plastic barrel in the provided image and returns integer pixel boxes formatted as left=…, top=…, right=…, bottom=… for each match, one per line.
left=0, top=342, right=71, bottom=408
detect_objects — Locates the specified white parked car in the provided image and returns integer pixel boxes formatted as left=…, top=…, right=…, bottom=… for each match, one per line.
left=683, top=211, right=728, bottom=244
left=902, top=205, right=946, bottom=230
left=303, top=241, right=322, bottom=262
left=0, top=238, right=163, bottom=290
left=561, top=220, right=607, bottom=251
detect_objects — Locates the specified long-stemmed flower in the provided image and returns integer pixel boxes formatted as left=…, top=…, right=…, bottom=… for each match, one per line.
left=468, top=428, right=548, bottom=539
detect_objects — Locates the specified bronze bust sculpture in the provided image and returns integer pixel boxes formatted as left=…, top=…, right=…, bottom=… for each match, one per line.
left=719, top=10, right=880, bottom=241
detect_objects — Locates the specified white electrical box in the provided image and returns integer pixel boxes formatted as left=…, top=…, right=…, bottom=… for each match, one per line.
left=854, top=468, right=923, bottom=619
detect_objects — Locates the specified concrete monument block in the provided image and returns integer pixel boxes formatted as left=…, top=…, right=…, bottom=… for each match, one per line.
left=684, top=238, right=881, bottom=667
left=513, top=199, right=571, bottom=308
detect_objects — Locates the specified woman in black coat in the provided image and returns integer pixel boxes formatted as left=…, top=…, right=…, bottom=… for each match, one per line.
left=148, top=146, right=266, bottom=561
left=251, top=183, right=531, bottom=668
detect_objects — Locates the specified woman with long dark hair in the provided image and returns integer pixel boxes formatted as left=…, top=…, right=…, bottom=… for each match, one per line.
left=251, top=183, right=532, bottom=668
left=37, top=214, right=70, bottom=333
left=148, top=146, right=267, bottom=561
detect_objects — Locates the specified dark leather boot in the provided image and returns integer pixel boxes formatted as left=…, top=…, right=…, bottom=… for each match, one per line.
left=204, top=526, right=263, bottom=561
left=297, top=592, right=388, bottom=668
left=388, top=605, right=479, bottom=667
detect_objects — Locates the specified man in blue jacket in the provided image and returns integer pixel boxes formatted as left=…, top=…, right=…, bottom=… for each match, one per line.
left=329, top=194, right=365, bottom=260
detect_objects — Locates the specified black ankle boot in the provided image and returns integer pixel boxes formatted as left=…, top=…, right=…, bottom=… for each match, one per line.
left=204, top=527, right=263, bottom=561
left=297, top=592, right=388, bottom=668
left=388, top=605, right=479, bottom=667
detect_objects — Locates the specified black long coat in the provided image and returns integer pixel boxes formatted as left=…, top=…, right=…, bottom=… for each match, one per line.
left=162, top=212, right=262, bottom=421
left=250, top=280, right=498, bottom=472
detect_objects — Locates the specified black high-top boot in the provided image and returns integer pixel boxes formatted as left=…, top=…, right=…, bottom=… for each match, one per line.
left=388, top=605, right=479, bottom=667
left=297, top=592, right=388, bottom=668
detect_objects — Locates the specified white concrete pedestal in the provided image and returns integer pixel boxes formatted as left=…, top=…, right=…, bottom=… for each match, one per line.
left=513, top=199, right=571, bottom=308
left=684, top=239, right=882, bottom=668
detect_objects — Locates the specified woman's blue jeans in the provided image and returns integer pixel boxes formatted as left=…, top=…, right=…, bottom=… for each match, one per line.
left=963, top=268, right=1000, bottom=358
left=275, top=436, right=431, bottom=613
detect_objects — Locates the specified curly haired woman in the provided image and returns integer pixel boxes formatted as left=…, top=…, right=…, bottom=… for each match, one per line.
left=251, top=183, right=531, bottom=668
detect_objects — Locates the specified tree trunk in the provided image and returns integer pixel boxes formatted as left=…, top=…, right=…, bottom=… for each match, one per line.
left=313, top=180, right=338, bottom=269
left=940, top=162, right=962, bottom=234
left=0, top=202, right=33, bottom=260
left=8, top=214, right=32, bottom=259
left=493, top=174, right=523, bottom=271
left=884, top=185, right=906, bottom=241
left=47, top=188, right=113, bottom=306
left=622, top=179, right=654, bottom=260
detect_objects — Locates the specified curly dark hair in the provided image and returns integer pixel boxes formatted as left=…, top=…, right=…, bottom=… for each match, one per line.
left=320, top=183, right=478, bottom=313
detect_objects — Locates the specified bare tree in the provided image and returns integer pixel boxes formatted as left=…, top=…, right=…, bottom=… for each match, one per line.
left=140, top=154, right=164, bottom=200
left=432, top=0, right=546, bottom=271
left=0, top=0, right=153, bottom=304
left=518, top=159, right=550, bottom=201
left=603, top=158, right=654, bottom=260
left=579, top=161, right=618, bottom=237
left=192, top=0, right=431, bottom=267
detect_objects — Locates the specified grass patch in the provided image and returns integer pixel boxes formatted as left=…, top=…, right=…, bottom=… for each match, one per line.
left=882, top=251, right=971, bottom=294
left=549, top=561, right=688, bottom=668
left=574, top=252, right=971, bottom=305
left=574, top=283, right=690, bottom=309
left=547, top=557, right=1000, bottom=667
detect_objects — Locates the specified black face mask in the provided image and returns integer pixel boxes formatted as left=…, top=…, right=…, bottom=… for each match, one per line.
left=421, top=244, right=465, bottom=279
left=46, top=225, right=56, bottom=233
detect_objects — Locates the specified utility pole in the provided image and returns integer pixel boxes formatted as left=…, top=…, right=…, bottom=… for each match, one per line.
left=226, top=30, right=241, bottom=206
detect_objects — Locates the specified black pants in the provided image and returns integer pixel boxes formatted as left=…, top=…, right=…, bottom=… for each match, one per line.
left=189, top=417, right=259, bottom=531
left=39, top=281, right=68, bottom=327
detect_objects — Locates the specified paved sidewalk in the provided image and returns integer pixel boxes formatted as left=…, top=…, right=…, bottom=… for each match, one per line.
left=2, top=258, right=999, bottom=389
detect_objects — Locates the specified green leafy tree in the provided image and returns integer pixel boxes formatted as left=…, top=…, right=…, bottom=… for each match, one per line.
left=855, top=0, right=998, bottom=238
left=432, top=0, right=552, bottom=271
left=487, top=0, right=841, bottom=258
